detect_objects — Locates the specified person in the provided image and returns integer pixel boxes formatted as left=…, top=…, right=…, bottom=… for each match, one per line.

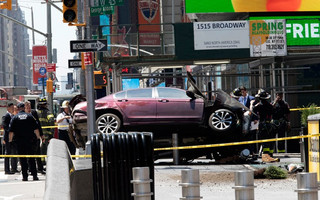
left=253, top=89, right=279, bottom=163
left=25, top=101, right=46, bottom=174
left=56, top=100, right=76, bottom=155
left=9, top=102, right=40, bottom=181
left=36, top=97, right=55, bottom=165
left=239, top=86, right=255, bottom=108
left=272, top=91, right=291, bottom=154
left=1, top=103, right=18, bottom=174
left=230, top=87, right=242, bottom=100
left=13, top=105, right=18, bottom=115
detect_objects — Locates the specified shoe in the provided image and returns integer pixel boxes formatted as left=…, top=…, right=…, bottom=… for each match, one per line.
left=22, top=177, right=28, bottom=181
left=11, top=170, right=20, bottom=173
left=5, top=171, right=15, bottom=175
left=262, top=154, right=280, bottom=163
left=38, top=170, right=46, bottom=175
left=33, top=176, right=39, bottom=181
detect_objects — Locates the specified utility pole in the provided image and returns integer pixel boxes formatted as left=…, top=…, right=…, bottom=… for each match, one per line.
left=47, top=0, right=53, bottom=113
left=84, top=0, right=95, bottom=154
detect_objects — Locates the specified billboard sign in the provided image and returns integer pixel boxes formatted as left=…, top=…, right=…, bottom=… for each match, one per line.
left=32, top=45, right=47, bottom=85
left=193, top=21, right=249, bottom=50
left=137, top=0, right=161, bottom=45
left=250, top=19, right=287, bottom=57
left=286, top=19, right=320, bottom=46
left=186, top=0, right=320, bottom=13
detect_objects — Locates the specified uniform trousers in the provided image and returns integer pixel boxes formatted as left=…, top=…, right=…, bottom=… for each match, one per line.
left=17, top=143, right=37, bottom=179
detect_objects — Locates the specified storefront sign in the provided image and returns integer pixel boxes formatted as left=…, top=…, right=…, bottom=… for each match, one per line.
left=250, top=19, right=287, bottom=57
left=286, top=19, right=320, bottom=46
left=193, top=21, right=249, bottom=50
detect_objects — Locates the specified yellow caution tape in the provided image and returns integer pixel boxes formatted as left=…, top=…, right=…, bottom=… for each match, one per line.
left=154, top=133, right=320, bottom=151
left=290, top=107, right=320, bottom=111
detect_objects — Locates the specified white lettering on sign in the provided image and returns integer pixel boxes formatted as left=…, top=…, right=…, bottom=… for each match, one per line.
left=286, top=23, right=320, bottom=38
left=33, top=56, right=47, bottom=63
left=73, top=41, right=106, bottom=51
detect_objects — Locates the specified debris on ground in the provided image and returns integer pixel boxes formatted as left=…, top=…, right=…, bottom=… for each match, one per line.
left=263, top=166, right=288, bottom=179
left=285, top=164, right=304, bottom=173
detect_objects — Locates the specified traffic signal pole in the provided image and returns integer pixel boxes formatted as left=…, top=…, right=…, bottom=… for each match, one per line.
left=84, top=0, right=96, bottom=154
left=47, top=1, right=54, bottom=113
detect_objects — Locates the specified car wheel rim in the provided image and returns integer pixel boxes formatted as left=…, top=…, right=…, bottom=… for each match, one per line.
left=97, top=115, right=119, bottom=134
left=211, top=111, right=233, bottom=130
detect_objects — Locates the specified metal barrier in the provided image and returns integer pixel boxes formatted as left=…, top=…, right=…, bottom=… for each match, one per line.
left=131, top=167, right=153, bottom=200
left=91, top=132, right=154, bottom=200
left=232, top=170, right=256, bottom=200
left=295, top=172, right=319, bottom=200
left=179, top=169, right=202, bottom=200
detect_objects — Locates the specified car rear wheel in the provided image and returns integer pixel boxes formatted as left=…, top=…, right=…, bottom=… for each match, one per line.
left=96, top=113, right=121, bottom=134
left=208, top=109, right=235, bottom=132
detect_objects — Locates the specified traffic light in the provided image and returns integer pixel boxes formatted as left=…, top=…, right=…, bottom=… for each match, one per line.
left=0, top=0, right=12, bottom=10
left=62, top=0, right=77, bottom=23
left=94, top=71, right=107, bottom=89
left=46, top=78, right=53, bottom=93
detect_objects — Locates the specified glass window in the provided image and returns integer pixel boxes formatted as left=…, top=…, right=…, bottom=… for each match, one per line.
left=127, top=88, right=152, bottom=98
left=157, top=88, right=188, bottom=99
left=114, top=91, right=126, bottom=99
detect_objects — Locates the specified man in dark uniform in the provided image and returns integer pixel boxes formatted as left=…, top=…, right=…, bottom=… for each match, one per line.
left=1, top=103, right=18, bottom=174
left=253, top=89, right=279, bottom=163
left=9, top=102, right=41, bottom=181
left=272, top=91, right=290, bottom=153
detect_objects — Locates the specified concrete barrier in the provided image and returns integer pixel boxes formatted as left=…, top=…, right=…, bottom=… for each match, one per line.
left=44, top=139, right=73, bottom=200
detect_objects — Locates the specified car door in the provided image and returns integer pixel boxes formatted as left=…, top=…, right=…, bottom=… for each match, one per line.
left=155, top=87, right=204, bottom=123
left=115, top=88, right=157, bottom=123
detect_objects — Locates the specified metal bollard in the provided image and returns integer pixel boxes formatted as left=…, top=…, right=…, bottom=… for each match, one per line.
left=295, top=172, right=318, bottom=200
left=179, top=169, right=202, bottom=200
left=232, top=170, right=256, bottom=200
left=131, top=167, right=153, bottom=200
left=172, top=133, right=179, bottom=165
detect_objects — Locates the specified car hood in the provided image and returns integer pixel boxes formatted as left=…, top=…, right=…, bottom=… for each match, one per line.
left=186, top=71, right=206, bottom=99
left=215, top=89, right=250, bottom=112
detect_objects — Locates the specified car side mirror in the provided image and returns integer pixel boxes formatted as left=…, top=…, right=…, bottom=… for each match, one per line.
left=186, top=91, right=196, bottom=99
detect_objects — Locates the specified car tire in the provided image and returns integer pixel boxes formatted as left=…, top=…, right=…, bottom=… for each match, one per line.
left=208, top=109, right=235, bottom=133
left=96, top=113, right=121, bottom=134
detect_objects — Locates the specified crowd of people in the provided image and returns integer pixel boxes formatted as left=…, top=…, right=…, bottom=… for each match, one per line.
left=1, top=98, right=75, bottom=181
left=231, top=86, right=291, bottom=163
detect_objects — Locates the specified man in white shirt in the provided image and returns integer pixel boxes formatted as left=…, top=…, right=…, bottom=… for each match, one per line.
left=56, top=101, right=76, bottom=155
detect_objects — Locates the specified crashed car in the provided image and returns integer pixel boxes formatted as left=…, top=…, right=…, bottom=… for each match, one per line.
left=70, top=72, right=249, bottom=138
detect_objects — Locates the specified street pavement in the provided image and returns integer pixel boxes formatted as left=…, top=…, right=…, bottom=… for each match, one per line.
left=0, top=153, right=304, bottom=200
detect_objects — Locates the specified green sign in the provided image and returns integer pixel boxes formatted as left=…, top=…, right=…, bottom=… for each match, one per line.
left=105, top=0, right=124, bottom=6
left=90, top=6, right=114, bottom=16
left=186, top=0, right=234, bottom=13
left=286, top=19, right=320, bottom=46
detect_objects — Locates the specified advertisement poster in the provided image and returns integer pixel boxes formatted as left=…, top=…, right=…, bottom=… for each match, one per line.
left=193, top=21, right=249, bottom=50
left=186, top=0, right=320, bottom=13
left=286, top=19, right=320, bottom=46
left=249, top=20, right=287, bottom=57
left=137, top=0, right=161, bottom=45
left=32, top=45, right=47, bottom=85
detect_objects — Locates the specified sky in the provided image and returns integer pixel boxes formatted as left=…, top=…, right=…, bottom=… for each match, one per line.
left=18, top=0, right=77, bottom=83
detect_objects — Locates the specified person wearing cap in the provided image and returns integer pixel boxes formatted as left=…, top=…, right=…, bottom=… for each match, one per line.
left=56, top=100, right=76, bottom=155
left=36, top=97, right=55, bottom=165
left=8, top=102, right=41, bottom=181
left=253, top=89, right=279, bottom=163
left=272, top=91, right=291, bottom=154
left=1, top=102, right=18, bottom=174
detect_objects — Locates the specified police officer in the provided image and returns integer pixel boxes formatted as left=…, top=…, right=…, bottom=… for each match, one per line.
left=272, top=91, right=290, bottom=153
left=36, top=97, right=55, bottom=165
left=9, top=102, right=40, bottom=181
left=253, top=89, right=279, bottom=163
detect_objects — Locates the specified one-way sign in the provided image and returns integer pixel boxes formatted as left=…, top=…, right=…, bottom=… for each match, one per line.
left=70, top=40, right=108, bottom=52
left=68, top=59, right=82, bottom=68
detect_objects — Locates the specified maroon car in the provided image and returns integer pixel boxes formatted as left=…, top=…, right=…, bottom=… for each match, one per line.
left=71, top=77, right=248, bottom=136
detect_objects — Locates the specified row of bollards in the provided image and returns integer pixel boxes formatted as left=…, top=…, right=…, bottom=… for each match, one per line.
left=124, top=167, right=319, bottom=200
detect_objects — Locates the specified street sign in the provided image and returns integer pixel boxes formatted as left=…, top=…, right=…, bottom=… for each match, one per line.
left=32, top=45, right=47, bottom=84
left=39, top=67, right=47, bottom=76
left=90, top=6, right=114, bottom=16
left=47, top=63, right=56, bottom=72
left=38, top=77, right=47, bottom=86
left=70, top=40, right=108, bottom=52
left=68, top=59, right=82, bottom=68
left=105, top=0, right=124, bottom=6
left=83, top=52, right=93, bottom=65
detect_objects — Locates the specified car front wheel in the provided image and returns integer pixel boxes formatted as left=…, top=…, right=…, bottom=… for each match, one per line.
left=208, top=109, right=235, bottom=132
left=96, top=113, right=121, bottom=134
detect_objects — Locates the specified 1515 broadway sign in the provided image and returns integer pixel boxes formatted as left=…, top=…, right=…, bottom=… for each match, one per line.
left=193, top=21, right=249, bottom=50
left=250, top=19, right=287, bottom=57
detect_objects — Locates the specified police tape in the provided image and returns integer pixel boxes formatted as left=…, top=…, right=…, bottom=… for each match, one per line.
left=1, top=133, right=319, bottom=158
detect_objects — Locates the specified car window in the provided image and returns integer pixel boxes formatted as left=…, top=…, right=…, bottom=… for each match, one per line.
left=127, top=88, right=153, bottom=98
left=114, top=91, right=126, bottom=99
left=157, top=88, right=189, bottom=99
